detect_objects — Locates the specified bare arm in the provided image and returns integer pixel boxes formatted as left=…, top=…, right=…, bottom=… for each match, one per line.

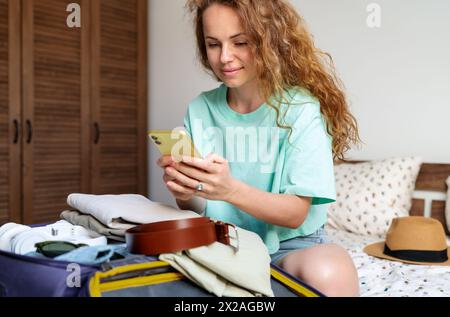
left=227, top=179, right=312, bottom=229
left=166, top=154, right=312, bottom=229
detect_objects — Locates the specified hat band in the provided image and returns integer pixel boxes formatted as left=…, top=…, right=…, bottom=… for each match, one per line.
left=384, top=245, right=448, bottom=263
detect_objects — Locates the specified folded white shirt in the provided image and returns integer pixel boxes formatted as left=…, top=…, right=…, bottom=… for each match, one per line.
left=0, top=220, right=107, bottom=255
left=67, top=194, right=200, bottom=229
left=0, top=224, right=30, bottom=252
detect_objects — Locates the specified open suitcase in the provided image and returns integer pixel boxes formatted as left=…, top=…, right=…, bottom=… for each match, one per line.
left=0, top=248, right=324, bottom=297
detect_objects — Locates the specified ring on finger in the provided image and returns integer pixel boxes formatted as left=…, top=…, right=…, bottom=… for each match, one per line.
left=196, top=183, right=204, bottom=191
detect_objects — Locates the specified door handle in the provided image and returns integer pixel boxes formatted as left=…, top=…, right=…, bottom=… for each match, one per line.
left=94, top=122, right=100, bottom=144
left=13, top=119, right=20, bottom=144
left=26, top=119, right=33, bottom=144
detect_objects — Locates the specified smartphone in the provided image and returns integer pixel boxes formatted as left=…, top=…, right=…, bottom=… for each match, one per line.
left=148, top=129, right=202, bottom=159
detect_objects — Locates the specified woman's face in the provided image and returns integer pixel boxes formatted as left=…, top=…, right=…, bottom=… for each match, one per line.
left=202, top=4, right=257, bottom=89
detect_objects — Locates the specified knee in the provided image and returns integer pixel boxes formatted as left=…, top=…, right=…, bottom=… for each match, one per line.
left=309, top=244, right=360, bottom=297
left=282, top=244, right=360, bottom=297
left=315, top=265, right=360, bottom=297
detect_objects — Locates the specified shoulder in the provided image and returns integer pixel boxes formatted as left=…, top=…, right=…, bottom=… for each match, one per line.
left=279, top=86, right=321, bottom=127
left=289, top=86, right=320, bottom=107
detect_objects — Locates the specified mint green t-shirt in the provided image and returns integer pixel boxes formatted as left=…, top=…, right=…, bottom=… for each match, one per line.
left=183, top=84, right=336, bottom=254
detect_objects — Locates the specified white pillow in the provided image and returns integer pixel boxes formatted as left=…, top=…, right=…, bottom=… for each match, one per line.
left=445, top=176, right=450, bottom=232
left=326, top=157, right=422, bottom=238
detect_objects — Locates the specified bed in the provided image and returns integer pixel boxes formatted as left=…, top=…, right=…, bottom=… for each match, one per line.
left=325, top=160, right=450, bottom=297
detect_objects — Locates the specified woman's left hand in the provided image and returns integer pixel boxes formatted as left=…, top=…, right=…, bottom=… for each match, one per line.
left=165, top=153, right=239, bottom=202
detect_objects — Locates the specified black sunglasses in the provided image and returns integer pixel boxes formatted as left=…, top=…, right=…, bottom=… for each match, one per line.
left=35, top=241, right=88, bottom=258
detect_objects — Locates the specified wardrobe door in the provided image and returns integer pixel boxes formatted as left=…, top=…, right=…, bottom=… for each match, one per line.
left=22, top=0, right=91, bottom=224
left=0, top=0, right=21, bottom=224
left=91, top=0, right=148, bottom=195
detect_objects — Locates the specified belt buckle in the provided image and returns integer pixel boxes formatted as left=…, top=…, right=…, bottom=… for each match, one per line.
left=215, top=220, right=239, bottom=253
left=226, top=223, right=239, bottom=253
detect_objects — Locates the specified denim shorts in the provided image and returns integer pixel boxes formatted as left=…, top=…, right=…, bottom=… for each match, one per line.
left=270, top=226, right=329, bottom=265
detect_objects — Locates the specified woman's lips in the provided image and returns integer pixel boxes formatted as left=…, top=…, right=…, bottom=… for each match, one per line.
left=222, top=67, right=243, bottom=77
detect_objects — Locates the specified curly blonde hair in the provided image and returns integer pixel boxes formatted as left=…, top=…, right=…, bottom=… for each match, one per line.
left=186, top=0, right=361, bottom=160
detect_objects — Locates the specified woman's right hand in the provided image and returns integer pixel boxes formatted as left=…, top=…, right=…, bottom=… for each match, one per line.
left=157, top=155, right=196, bottom=201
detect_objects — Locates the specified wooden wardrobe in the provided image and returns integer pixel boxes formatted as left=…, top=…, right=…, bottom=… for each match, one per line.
left=0, top=0, right=148, bottom=225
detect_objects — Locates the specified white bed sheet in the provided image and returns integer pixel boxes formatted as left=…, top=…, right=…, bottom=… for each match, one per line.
left=326, top=227, right=450, bottom=297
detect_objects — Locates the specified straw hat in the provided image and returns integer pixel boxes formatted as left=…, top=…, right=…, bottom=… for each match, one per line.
left=363, top=216, right=450, bottom=266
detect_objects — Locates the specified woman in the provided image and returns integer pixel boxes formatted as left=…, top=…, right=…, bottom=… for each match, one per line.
left=158, top=0, right=361, bottom=296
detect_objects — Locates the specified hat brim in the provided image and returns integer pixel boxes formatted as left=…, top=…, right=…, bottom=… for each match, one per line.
left=363, top=242, right=450, bottom=266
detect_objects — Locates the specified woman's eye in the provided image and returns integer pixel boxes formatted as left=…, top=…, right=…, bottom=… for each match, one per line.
left=235, top=42, right=248, bottom=46
left=207, top=43, right=219, bottom=48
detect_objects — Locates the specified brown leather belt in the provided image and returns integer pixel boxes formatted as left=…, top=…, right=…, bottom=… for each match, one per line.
left=125, top=217, right=239, bottom=255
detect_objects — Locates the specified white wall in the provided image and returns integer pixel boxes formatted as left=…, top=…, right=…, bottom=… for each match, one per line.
left=148, top=0, right=216, bottom=203
left=148, top=0, right=450, bottom=203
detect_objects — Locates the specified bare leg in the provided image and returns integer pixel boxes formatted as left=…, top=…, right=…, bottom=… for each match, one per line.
left=278, top=243, right=360, bottom=297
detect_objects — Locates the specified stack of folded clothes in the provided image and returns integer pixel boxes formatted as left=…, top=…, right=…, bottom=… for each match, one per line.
left=159, top=226, right=275, bottom=297
left=0, top=194, right=200, bottom=265
left=61, top=193, right=201, bottom=242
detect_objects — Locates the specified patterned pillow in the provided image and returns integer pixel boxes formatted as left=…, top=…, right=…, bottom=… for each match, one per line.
left=326, top=157, right=422, bottom=238
left=445, top=176, right=450, bottom=232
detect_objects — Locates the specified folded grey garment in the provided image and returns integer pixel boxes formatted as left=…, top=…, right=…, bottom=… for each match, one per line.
left=60, top=210, right=129, bottom=242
